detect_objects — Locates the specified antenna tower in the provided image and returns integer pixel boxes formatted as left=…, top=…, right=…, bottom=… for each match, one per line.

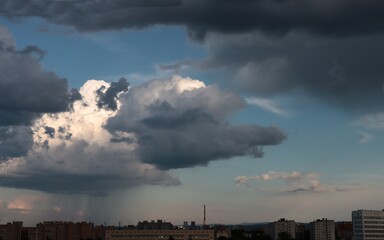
left=203, top=204, right=206, bottom=228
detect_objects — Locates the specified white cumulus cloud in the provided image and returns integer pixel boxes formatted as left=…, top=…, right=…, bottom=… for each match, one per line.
left=0, top=76, right=285, bottom=194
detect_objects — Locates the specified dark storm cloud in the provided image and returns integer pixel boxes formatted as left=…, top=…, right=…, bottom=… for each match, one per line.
left=69, top=88, right=82, bottom=102
left=191, top=32, right=384, bottom=110
left=44, top=126, right=55, bottom=138
left=137, top=118, right=285, bottom=169
left=0, top=111, right=38, bottom=126
left=160, top=31, right=384, bottom=111
left=0, top=126, right=33, bottom=160
left=97, top=78, right=129, bottom=111
left=0, top=42, right=82, bottom=126
left=0, top=134, right=181, bottom=194
left=0, top=172, right=178, bottom=195
left=0, top=0, right=383, bottom=40
left=105, top=77, right=286, bottom=170
left=1, top=0, right=383, bottom=111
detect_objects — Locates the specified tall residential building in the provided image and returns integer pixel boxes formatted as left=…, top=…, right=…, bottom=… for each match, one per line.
left=28, top=221, right=97, bottom=240
left=22, top=227, right=38, bottom=240
left=267, top=218, right=296, bottom=240
left=0, top=222, right=23, bottom=240
left=309, top=219, right=335, bottom=240
left=352, top=209, right=384, bottom=240
left=296, top=223, right=309, bottom=240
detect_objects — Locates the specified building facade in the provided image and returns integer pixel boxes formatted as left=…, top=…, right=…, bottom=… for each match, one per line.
left=137, top=221, right=173, bottom=230
left=267, top=218, right=296, bottom=240
left=105, top=229, right=214, bottom=240
left=0, top=222, right=23, bottom=240
left=335, top=222, right=352, bottom=240
left=22, top=221, right=99, bottom=240
left=309, top=219, right=335, bottom=240
left=352, top=210, right=384, bottom=240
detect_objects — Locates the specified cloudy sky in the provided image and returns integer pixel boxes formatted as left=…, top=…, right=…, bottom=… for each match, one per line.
left=0, top=0, right=384, bottom=226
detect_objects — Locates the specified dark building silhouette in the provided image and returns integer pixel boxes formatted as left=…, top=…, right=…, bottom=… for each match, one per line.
left=0, top=221, right=23, bottom=240
left=335, top=222, right=352, bottom=240
left=137, top=220, right=173, bottom=230
left=21, top=222, right=101, bottom=240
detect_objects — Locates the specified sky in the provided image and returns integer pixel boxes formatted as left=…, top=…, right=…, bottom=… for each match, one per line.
left=0, top=0, right=384, bottom=227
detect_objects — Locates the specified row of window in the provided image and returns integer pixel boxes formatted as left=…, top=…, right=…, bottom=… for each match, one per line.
left=363, top=216, right=384, bottom=219
left=363, top=221, right=384, bottom=224
left=365, top=235, right=384, bottom=238
left=109, top=235, right=211, bottom=238
left=362, top=225, right=384, bottom=228
left=365, top=230, right=384, bottom=233
left=111, top=235, right=183, bottom=238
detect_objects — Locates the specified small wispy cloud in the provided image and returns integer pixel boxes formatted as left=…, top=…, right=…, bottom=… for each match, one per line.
left=334, top=182, right=364, bottom=192
left=235, top=171, right=364, bottom=195
left=286, top=180, right=328, bottom=193
left=355, top=112, right=384, bottom=130
left=235, top=171, right=325, bottom=193
left=357, top=131, right=375, bottom=144
left=246, top=97, right=290, bottom=116
left=53, top=206, right=62, bottom=213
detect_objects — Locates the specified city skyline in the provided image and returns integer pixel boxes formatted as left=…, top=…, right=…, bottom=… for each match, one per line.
left=1, top=0, right=384, bottom=226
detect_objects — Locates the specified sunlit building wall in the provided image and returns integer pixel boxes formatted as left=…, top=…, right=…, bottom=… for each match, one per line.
left=352, top=210, right=384, bottom=240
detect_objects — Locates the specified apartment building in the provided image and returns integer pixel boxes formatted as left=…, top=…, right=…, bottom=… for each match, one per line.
left=0, top=222, right=23, bottom=240
left=309, top=219, right=335, bottom=240
left=266, top=218, right=296, bottom=240
left=352, top=209, right=384, bottom=240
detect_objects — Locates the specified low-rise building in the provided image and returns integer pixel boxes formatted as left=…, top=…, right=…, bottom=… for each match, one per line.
left=137, top=221, right=173, bottom=230
left=105, top=229, right=214, bottom=240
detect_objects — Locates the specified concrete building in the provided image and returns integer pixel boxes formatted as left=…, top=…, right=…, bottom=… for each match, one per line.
left=213, top=226, right=231, bottom=239
left=267, top=218, right=296, bottom=240
left=22, top=221, right=97, bottom=240
left=309, top=219, right=335, bottom=240
left=105, top=229, right=214, bottom=240
left=296, top=223, right=309, bottom=240
left=335, top=222, right=352, bottom=240
left=0, top=222, right=23, bottom=240
left=137, top=221, right=173, bottom=230
left=22, top=227, right=38, bottom=240
left=352, top=210, right=384, bottom=240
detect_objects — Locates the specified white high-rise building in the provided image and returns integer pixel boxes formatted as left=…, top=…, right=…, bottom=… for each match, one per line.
left=309, top=219, right=335, bottom=240
left=352, top=209, right=384, bottom=240
left=267, top=218, right=296, bottom=240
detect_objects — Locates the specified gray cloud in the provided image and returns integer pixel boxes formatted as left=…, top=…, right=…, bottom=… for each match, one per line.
left=235, top=172, right=328, bottom=193
left=0, top=76, right=285, bottom=194
left=0, top=25, right=15, bottom=48
left=165, top=32, right=384, bottom=111
left=0, top=126, right=33, bottom=160
left=44, top=126, right=55, bottom=138
left=0, top=79, right=181, bottom=194
left=0, top=169, right=179, bottom=195
left=97, top=77, right=128, bottom=111
left=1, top=0, right=384, bottom=40
left=106, top=76, right=286, bottom=170
left=0, top=27, right=82, bottom=126
left=2, top=1, right=383, bottom=112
